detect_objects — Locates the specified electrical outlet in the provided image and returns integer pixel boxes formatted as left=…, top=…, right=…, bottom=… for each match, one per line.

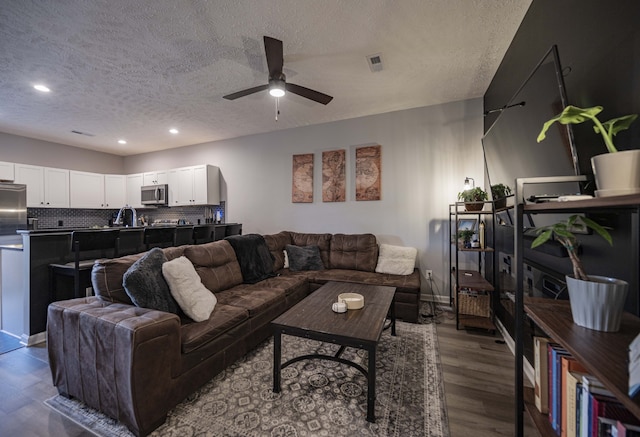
left=426, top=269, right=433, bottom=278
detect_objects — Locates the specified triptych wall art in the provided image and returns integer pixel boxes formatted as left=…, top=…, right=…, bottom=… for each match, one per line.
left=292, top=145, right=381, bottom=203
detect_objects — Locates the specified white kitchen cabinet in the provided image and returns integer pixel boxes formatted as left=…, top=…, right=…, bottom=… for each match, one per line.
left=69, top=171, right=125, bottom=209
left=70, top=171, right=104, bottom=208
left=143, top=171, right=167, bottom=186
left=0, top=161, right=15, bottom=181
left=15, top=164, right=69, bottom=208
left=126, top=173, right=144, bottom=208
left=168, top=165, right=219, bottom=206
left=104, top=174, right=126, bottom=208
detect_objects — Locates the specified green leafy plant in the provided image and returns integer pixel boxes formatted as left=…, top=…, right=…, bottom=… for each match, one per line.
left=531, top=214, right=612, bottom=281
left=537, top=105, right=637, bottom=153
left=457, top=229, right=475, bottom=247
left=457, top=187, right=488, bottom=202
left=490, top=183, right=512, bottom=199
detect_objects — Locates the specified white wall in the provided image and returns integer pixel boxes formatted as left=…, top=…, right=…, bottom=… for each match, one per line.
left=125, top=99, right=486, bottom=298
left=0, top=132, right=124, bottom=174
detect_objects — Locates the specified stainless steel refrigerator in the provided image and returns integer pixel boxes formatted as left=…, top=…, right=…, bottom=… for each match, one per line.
left=0, top=183, right=27, bottom=243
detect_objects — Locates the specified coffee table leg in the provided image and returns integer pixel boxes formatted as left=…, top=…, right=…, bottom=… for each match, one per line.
left=273, top=329, right=282, bottom=393
left=367, top=345, right=376, bottom=422
left=391, top=297, right=397, bottom=336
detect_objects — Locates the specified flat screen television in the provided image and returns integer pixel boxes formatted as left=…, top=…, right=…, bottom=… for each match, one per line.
left=482, top=45, right=582, bottom=203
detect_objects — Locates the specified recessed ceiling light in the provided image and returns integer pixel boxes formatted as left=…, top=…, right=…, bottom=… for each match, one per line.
left=118, top=139, right=127, bottom=144
left=169, top=128, right=179, bottom=134
left=33, top=84, right=51, bottom=93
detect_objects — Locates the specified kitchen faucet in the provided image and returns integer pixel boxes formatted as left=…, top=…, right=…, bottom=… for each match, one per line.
left=114, top=205, right=137, bottom=227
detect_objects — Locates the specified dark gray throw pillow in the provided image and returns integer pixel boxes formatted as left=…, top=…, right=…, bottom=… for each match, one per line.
left=123, top=248, right=179, bottom=314
left=285, top=244, right=325, bottom=271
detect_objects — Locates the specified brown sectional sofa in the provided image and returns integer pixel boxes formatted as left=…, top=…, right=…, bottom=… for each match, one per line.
left=47, top=231, right=420, bottom=436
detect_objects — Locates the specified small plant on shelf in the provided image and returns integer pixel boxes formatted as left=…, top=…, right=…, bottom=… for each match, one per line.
left=457, top=187, right=488, bottom=211
left=530, top=214, right=612, bottom=281
left=490, top=183, right=512, bottom=209
left=457, top=229, right=476, bottom=248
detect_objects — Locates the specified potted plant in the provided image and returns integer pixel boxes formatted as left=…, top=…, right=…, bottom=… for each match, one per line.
left=457, top=229, right=476, bottom=248
left=537, top=105, right=639, bottom=196
left=531, top=214, right=627, bottom=332
left=490, top=183, right=512, bottom=210
left=457, top=187, right=488, bottom=211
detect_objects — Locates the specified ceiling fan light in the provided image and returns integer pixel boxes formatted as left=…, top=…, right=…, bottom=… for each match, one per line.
left=269, top=88, right=285, bottom=97
left=268, top=78, right=285, bottom=97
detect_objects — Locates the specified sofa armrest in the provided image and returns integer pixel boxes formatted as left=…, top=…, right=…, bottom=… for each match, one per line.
left=47, top=297, right=181, bottom=436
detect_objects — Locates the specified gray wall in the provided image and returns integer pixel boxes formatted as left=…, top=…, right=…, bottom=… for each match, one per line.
left=0, top=131, right=124, bottom=174
left=0, top=99, right=485, bottom=299
left=125, top=99, right=486, bottom=298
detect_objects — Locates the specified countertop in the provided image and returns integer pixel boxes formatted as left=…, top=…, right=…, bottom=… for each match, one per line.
left=17, top=223, right=234, bottom=236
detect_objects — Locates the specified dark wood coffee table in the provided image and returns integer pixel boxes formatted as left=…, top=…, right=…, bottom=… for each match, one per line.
left=271, top=281, right=396, bottom=423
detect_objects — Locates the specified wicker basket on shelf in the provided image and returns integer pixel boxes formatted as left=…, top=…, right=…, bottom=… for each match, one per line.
left=457, top=290, right=490, bottom=317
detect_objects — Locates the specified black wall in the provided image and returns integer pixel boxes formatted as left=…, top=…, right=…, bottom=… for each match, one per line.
left=484, top=0, right=640, bottom=324
left=485, top=0, right=640, bottom=176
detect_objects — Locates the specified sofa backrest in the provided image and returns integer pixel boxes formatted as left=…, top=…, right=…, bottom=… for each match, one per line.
left=184, top=240, right=243, bottom=292
left=329, top=233, right=378, bottom=272
left=91, top=245, right=187, bottom=304
left=263, top=231, right=292, bottom=271
left=288, top=232, right=333, bottom=268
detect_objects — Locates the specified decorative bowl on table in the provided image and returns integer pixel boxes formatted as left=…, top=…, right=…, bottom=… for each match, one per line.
left=337, top=293, right=364, bottom=310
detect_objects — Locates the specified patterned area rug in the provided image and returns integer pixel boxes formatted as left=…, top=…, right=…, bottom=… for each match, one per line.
left=45, top=321, right=449, bottom=437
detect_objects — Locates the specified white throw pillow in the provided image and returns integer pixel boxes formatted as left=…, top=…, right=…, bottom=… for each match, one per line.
left=283, top=249, right=289, bottom=268
left=375, top=244, right=417, bottom=276
left=162, top=256, right=217, bottom=322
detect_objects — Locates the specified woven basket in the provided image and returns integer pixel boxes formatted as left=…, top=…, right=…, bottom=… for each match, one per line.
left=458, top=291, right=490, bottom=317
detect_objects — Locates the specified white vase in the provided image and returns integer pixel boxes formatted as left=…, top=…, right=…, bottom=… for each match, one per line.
left=591, top=149, right=640, bottom=196
left=565, top=275, right=628, bottom=332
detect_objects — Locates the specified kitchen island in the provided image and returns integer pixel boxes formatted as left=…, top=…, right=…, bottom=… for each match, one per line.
left=0, top=223, right=240, bottom=344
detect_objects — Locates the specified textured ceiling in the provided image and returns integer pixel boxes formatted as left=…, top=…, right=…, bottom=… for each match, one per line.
left=0, top=0, right=531, bottom=156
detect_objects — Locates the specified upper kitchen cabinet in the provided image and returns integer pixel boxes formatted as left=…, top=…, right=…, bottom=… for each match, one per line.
left=142, top=171, right=167, bottom=186
left=70, top=171, right=104, bottom=208
left=15, top=164, right=69, bottom=208
left=0, top=161, right=15, bottom=181
left=70, top=171, right=126, bottom=209
left=126, top=174, right=144, bottom=208
left=104, top=174, right=126, bottom=208
left=168, top=165, right=220, bottom=206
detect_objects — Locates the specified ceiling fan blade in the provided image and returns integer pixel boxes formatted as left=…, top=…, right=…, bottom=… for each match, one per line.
left=223, top=84, right=269, bottom=100
left=264, top=36, right=283, bottom=78
left=285, top=83, right=333, bottom=105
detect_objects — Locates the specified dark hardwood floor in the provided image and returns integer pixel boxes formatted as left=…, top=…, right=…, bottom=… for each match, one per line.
left=0, top=309, right=536, bottom=436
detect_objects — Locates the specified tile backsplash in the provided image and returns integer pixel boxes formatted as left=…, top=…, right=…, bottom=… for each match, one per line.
left=28, top=202, right=226, bottom=229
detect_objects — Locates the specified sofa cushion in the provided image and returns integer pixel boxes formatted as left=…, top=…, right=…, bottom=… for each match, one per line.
left=122, top=248, right=179, bottom=314
left=184, top=240, right=243, bottom=292
left=263, top=231, right=292, bottom=271
left=286, top=244, right=325, bottom=271
left=375, top=244, right=418, bottom=275
left=289, top=232, right=332, bottom=267
left=329, top=233, right=378, bottom=272
left=312, top=268, right=421, bottom=293
left=162, top=256, right=217, bottom=322
left=224, top=234, right=275, bottom=284
left=92, top=253, right=144, bottom=304
left=180, top=304, right=249, bottom=354
left=215, top=287, right=286, bottom=317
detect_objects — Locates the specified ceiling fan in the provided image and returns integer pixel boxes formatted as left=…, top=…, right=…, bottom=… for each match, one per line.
left=223, top=36, right=333, bottom=105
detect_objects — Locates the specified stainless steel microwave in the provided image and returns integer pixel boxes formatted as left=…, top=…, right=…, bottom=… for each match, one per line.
left=141, top=184, right=169, bottom=206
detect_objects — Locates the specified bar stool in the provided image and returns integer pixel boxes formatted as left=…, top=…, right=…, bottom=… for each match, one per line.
left=143, top=227, right=177, bottom=250
left=192, top=225, right=215, bottom=245
left=50, top=229, right=120, bottom=300
left=225, top=224, right=243, bottom=237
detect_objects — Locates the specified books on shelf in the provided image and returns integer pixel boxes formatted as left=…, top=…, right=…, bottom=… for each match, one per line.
left=629, top=332, right=640, bottom=397
left=532, top=343, right=640, bottom=437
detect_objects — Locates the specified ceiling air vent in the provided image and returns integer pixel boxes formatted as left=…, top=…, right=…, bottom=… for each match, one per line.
left=71, top=130, right=95, bottom=137
left=366, top=53, right=384, bottom=72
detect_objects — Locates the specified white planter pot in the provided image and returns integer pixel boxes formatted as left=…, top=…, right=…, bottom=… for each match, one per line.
left=591, top=149, right=640, bottom=196
left=566, top=275, right=628, bottom=332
